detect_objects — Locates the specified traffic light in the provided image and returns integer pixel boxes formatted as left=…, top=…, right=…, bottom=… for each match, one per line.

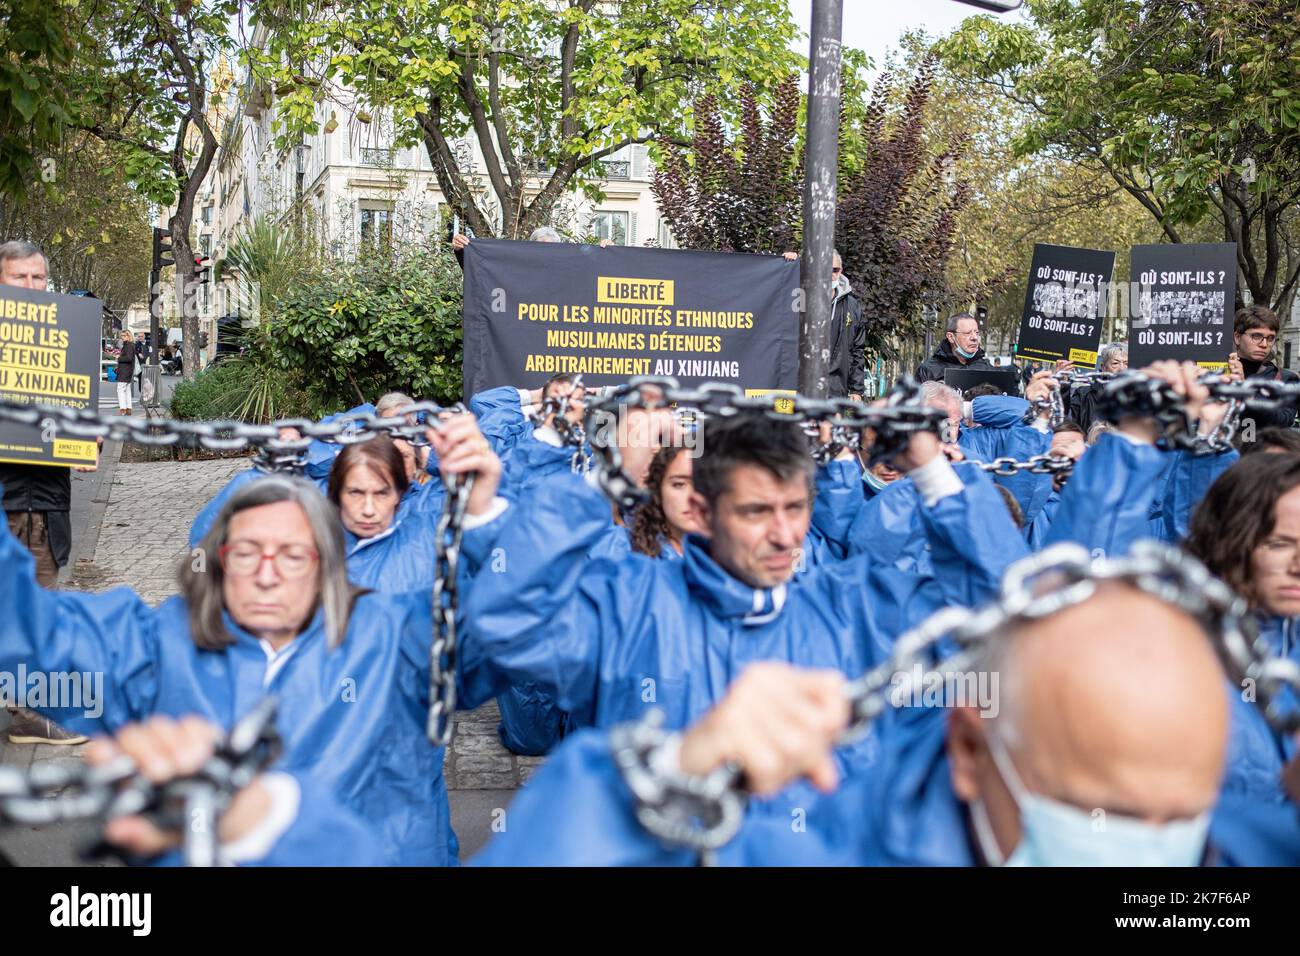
left=152, top=227, right=174, bottom=271
left=193, top=254, right=211, bottom=285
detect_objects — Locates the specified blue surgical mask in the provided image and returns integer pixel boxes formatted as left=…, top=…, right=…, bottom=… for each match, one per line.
left=954, top=343, right=979, bottom=360
left=969, top=731, right=1210, bottom=867
left=862, top=467, right=889, bottom=494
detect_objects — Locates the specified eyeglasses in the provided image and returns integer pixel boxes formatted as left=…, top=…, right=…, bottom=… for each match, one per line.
left=1243, top=332, right=1277, bottom=346
left=218, top=543, right=319, bottom=578
left=1254, top=538, right=1300, bottom=570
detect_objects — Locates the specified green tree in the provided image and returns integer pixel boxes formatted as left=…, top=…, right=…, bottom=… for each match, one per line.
left=257, top=0, right=800, bottom=239
left=75, top=0, right=246, bottom=379
left=0, top=0, right=79, bottom=199
left=0, top=133, right=153, bottom=309
left=938, top=0, right=1300, bottom=312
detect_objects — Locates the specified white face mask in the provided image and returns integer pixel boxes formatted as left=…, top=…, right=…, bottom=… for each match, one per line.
left=969, top=731, right=1210, bottom=867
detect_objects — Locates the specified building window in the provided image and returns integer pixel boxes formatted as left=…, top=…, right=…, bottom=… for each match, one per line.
left=590, top=210, right=628, bottom=246
left=360, top=206, right=392, bottom=246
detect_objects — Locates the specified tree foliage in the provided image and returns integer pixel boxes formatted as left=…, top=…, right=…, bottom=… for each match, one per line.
left=938, top=0, right=1300, bottom=311
left=266, top=246, right=465, bottom=413
left=651, top=76, right=801, bottom=253
left=258, top=0, right=800, bottom=239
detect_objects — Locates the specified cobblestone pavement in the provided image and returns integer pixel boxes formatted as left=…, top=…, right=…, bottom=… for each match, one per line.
left=2, top=455, right=537, bottom=793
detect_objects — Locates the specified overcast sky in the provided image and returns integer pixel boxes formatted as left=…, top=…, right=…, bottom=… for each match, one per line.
left=786, top=0, right=1024, bottom=72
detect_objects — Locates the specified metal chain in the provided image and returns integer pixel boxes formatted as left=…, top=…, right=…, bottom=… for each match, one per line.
left=0, top=697, right=281, bottom=867
left=0, top=396, right=465, bottom=475
left=427, top=471, right=473, bottom=747
left=583, top=376, right=946, bottom=509
left=611, top=541, right=1286, bottom=855
left=977, top=453, right=1077, bottom=478
left=1023, top=370, right=1296, bottom=453
left=0, top=393, right=475, bottom=749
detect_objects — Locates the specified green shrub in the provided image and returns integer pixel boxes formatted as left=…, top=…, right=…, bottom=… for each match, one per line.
left=170, top=350, right=311, bottom=423
left=267, top=244, right=464, bottom=415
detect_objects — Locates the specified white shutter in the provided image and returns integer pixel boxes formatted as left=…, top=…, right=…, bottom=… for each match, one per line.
left=629, top=212, right=638, bottom=246
left=631, top=144, right=648, bottom=179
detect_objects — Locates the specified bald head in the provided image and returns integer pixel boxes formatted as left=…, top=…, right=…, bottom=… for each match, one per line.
left=1001, top=583, right=1227, bottom=817
left=948, top=583, right=1230, bottom=861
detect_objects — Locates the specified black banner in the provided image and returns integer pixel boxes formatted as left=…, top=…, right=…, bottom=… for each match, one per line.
left=1128, top=242, right=1237, bottom=368
left=1015, top=243, right=1116, bottom=365
left=0, top=286, right=101, bottom=467
left=461, top=239, right=800, bottom=396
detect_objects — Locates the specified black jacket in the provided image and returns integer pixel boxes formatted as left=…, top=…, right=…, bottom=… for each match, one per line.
left=0, top=463, right=72, bottom=565
left=1242, top=358, right=1300, bottom=430
left=915, top=339, right=994, bottom=384
left=116, top=339, right=136, bottom=381
left=828, top=283, right=866, bottom=398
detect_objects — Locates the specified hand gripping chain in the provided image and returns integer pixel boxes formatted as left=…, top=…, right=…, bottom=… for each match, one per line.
left=1023, top=369, right=1299, bottom=454
left=0, top=697, right=281, bottom=867
left=610, top=541, right=1295, bottom=859
left=582, top=376, right=946, bottom=510
left=0, top=395, right=473, bottom=750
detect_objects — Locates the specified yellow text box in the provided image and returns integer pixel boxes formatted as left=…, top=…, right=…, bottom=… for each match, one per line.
left=596, top=276, right=675, bottom=306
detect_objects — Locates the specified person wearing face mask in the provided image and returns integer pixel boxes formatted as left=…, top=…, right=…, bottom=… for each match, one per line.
left=1227, top=305, right=1300, bottom=432
left=1184, top=453, right=1300, bottom=807
left=475, top=546, right=1280, bottom=867
left=914, top=313, right=994, bottom=384
left=461, top=411, right=1029, bottom=839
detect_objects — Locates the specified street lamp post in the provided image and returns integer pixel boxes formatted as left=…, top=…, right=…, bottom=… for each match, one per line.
left=294, top=142, right=310, bottom=239
left=798, top=0, right=843, bottom=398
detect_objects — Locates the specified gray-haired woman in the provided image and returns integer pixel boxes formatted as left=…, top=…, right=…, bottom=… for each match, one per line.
left=1069, top=342, right=1128, bottom=434
left=0, top=414, right=510, bottom=865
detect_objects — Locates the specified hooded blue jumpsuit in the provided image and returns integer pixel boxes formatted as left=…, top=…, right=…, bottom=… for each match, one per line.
left=0, top=488, right=511, bottom=866
left=462, top=462, right=1027, bottom=829
left=476, top=705, right=1300, bottom=866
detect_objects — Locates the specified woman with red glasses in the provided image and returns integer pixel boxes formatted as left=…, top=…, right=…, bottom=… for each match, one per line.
left=0, top=413, right=510, bottom=866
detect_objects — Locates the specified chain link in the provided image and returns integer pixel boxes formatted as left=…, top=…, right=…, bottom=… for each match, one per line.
left=0, top=394, right=475, bottom=749
left=582, top=376, right=946, bottom=509
left=977, top=453, right=1077, bottom=478
left=611, top=541, right=1291, bottom=856
left=1022, top=370, right=1296, bottom=453
left=0, top=698, right=281, bottom=866
left=427, top=471, right=473, bottom=747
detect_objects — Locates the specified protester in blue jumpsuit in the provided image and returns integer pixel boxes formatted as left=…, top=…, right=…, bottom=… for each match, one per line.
left=476, top=548, right=1296, bottom=866
left=1184, top=451, right=1300, bottom=808
left=499, top=439, right=866, bottom=755
left=463, top=410, right=1028, bottom=838
left=83, top=715, right=388, bottom=866
left=1041, top=363, right=1239, bottom=557
left=189, top=401, right=380, bottom=548
left=0, top=412, right=511, bottom=866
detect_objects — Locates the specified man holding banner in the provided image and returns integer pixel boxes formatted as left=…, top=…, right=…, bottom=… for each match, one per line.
left=0, top=240, right=97, bottom=746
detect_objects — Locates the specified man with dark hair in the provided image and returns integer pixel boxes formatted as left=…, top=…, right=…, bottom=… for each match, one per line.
left=915, top=313, right=994, bottom=383
left=1228, top=304, right=1300, bottom=430
left=462, top=409, right=1029, bottom=844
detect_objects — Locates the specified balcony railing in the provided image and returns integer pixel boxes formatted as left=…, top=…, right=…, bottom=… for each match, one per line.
left=600, top=160, right=631, bottom=180
left=359, top=147, right=396, bottom=166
